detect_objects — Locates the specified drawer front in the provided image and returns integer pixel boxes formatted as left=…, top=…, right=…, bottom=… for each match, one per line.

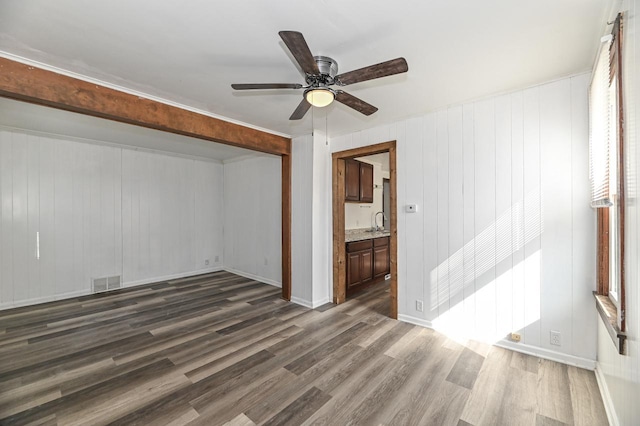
left=373, top=236, right=389, bottom=247
left=346, top=239, right=373, bottom=253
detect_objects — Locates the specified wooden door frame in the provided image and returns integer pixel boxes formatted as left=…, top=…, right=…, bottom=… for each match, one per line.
left=332, top=141, right=397, bottom=318
left=0, top=57, right=292, bottom=301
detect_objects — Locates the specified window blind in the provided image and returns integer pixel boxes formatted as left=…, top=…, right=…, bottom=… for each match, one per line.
left=589, top=35, right=613, bottom=207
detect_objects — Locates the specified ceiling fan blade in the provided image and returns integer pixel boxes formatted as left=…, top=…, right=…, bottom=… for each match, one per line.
left=335, top=91, right=378, bottom=116
left=279, top=31, right=319, bottom=75
left=289, top=98, right=311, bottom=120
left=335, top=58, right=408, bottom=86
left=232, top=83, right=302, bottom=90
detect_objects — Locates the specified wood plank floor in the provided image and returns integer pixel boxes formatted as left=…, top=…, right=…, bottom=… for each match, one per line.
left=0, top=272, right=608, bottom=426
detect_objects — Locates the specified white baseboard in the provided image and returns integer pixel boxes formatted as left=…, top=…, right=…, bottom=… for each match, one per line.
left=290, top=296, right=331, bottom=309
left=496, top=340, right=596, bottom=370
left=223, top=268, right=281, bottom=288
left=397, top=314, right=596, bottom=370
left=398, top=314, right=433, bottom=329
left=0, top=289, right=92, bottom=311
left=594, top=362, right=620, bottom=426
left=123, top=267, right=224, bottom=288
left=290, top=296, right=313, bottom=308
left=0, top=267, right=225, bottom=311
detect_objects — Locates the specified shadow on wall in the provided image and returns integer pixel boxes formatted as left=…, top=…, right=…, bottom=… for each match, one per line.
left=429, top=188, right=543, bottom=343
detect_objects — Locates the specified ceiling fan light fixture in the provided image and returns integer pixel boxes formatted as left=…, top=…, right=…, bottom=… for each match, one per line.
left=305, top=88, right=335, bottom=107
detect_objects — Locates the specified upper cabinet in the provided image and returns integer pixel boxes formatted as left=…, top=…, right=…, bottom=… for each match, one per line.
left=345, top=159, right=373, bottom=203
left=345, top=159, right=361, bottom=202
left=359, top=162, right=373, bottom=203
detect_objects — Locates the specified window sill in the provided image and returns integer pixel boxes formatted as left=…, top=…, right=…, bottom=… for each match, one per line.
left=594, top=291, right=626, bottom=355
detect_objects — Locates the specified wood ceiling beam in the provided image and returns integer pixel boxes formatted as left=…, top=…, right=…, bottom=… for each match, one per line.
left=0, top=57, right=291, bottom=155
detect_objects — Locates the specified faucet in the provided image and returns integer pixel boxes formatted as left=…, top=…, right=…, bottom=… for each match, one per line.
left=373, top=211, right=387, bottom=231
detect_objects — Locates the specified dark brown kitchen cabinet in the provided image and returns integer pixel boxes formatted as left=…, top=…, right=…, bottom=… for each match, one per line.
left=347, top=249, right=373, bottom=290
left=346, top=236, right=389, bottom=296
left=345, top=159, right=361, bottom=202
left=373, top=237, right=390, bottom=279
left=346, top=239, right=373, bottom=293
left=344, top=159, right=373, bottom=203
left=359, top=162, right=374, bottom=203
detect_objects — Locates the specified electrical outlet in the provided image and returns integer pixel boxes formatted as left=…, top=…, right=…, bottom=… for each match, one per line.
left=550, top=331, right=561, bottom=346
left=416, top=300, right=424, bottom=312
left=510, top=332, right=521, bottom=342
left=204, top=259, right=210, bottom=266
left=215, top=255, right=219, bottom=262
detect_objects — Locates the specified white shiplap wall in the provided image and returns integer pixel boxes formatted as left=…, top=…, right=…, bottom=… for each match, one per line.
left=330, top=73, right=596, bottom=365
left=596, top=0, right=640, bottom=425
left=223, top=155, right=282, bottom=287
left=121, top=149, right=224, bottom=285
left=290, top=131, right=332, bottom=307
left=291, top=134, right=313, bottom=304
left=0, top=129, right=224, bottom=309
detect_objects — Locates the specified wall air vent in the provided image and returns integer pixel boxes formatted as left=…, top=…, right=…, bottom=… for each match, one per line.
left=92, top=275, right=121, bottom=293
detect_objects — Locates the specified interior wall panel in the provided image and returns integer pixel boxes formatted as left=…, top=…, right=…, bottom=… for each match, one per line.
left=0, top=128, right=224, bottom=309
left=11, top=132, right=29, bottom=303
left=404, top=117, right=424, bottom=319
left=121, top=150, right=220, bottom=285
left=448, top=106, right=465, bottom=328
left=540, top=79, right=574, bottom=354
left=495, top=94, right=513, bottom=340
left=462, top=104, right=476, bottom=335
left=291, top=135, right=314, bottom=303
left=570, top=73, right=595, bottom=360
left=330, top=73, right=595, bottom=363
left=522, top=86, right=542, bottom=348
left=510, top=91, right=525, bottom=338
left=436, top=110, right=450, bottom=319
left=26, top=134, right=40, bottom=302
left=223, top=155, right=282, bottom=287
left=473, top=98, right=497, bottom=342
left=421, top=115, right=437, bottom=321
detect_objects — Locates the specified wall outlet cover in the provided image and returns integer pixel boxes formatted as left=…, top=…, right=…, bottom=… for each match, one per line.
left=510, top=332, right=521, bottom=342
left=550, top=331, right=561, bottom=346
left=416, top=300, right=424, bottom=312
left=204, top=259, right=210, bottom=266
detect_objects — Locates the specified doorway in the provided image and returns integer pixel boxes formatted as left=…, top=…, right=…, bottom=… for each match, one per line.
left=332, top=141, right=398, bottom=319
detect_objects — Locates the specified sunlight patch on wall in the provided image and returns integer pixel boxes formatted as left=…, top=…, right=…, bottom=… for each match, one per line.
left=428, top=188, right=542, bottom=344
left=430, top=188, right=541, bottom=311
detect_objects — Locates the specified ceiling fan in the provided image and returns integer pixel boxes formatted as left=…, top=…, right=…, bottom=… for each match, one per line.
left=231, top=31, right=408, bottom=120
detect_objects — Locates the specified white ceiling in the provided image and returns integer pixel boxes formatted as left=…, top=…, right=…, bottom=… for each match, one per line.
left=357, top=153, right=390, bottom=172
left=0, top=0, right=611, bottom=138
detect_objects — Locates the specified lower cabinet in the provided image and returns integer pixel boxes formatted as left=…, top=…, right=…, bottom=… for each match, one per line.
left=373, top=237, right=390, bottom=280
left=346, top=236, right=389, bottom=296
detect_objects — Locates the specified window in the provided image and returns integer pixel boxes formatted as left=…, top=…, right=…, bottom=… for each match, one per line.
left=590, top=14, right=626, bottom=354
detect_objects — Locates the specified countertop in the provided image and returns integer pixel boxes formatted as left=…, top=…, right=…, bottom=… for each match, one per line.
left=345, top=228, right=391, bottom=243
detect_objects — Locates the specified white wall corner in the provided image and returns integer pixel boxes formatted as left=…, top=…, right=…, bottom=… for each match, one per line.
left=223, top=268, right=282, bottom=288
left=290, top=296, right=332, bottom=309
left=594, top=361, right=621, bottom=426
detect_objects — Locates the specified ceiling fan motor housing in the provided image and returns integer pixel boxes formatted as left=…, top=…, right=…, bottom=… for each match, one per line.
left=314, top=56, right=338, bottom=78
